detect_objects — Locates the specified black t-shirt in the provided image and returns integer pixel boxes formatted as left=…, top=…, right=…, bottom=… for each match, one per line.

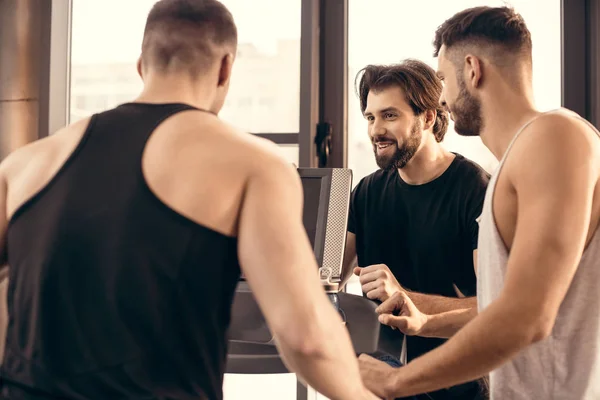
left=348, top=153, right=490, bottom=399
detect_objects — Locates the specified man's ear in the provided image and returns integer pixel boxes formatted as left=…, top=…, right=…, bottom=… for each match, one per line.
left=218, top=53, right=234, bottom=87
left=136, top=57, right=143, bottom=80
left=423, top=109, right=436, bottom=131
left=464, top=54, right=483, bottom=88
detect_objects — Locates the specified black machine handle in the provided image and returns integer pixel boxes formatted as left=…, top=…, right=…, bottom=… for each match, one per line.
left=315, top=122, right=332, bottom=168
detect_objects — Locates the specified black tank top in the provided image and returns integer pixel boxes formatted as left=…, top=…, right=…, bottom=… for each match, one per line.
left=1, top=103, right=241, bottom=400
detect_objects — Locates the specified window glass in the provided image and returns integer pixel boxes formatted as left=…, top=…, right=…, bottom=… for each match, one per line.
left=70, top=0, right=301, bottom=133
left=347, top=0, right=562, bottom=183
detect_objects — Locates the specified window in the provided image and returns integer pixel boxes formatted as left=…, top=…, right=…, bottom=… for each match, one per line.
left=70, top=0, right=301, bottom=136
left=347, top=0, right=562, bottom=183
left=275, top=144, right=300, bottom=166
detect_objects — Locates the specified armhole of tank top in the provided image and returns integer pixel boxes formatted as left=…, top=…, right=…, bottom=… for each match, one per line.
left=486, top=108, right=584, bottom=231
left=136, top=107, right=239, bottom=242
left=8, top=115, right=99, bottom=227
left=484, top=111, right=556, bottom=232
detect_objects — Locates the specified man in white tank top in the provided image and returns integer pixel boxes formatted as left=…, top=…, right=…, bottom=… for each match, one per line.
left=357, top=6, right=600, bottom=400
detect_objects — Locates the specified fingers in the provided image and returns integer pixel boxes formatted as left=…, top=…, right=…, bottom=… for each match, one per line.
left=366, top=287, right=386, bottom=301
left=360, top=264, right=389, bottom=274
left=361, top=279, right=383, bottom=294
left=355, top=264, right=392, bottom=282
left=359, top=269, right=387, bottom=285
left=376, top=291, right=408, bottom=314
left=378, top=314, right=409, bottom=331
left=358, top=353, right=385, bottom=366
left=358, top=353, right=375, bottom=362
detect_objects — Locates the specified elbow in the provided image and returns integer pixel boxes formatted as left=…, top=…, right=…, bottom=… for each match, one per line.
left=288, top=336, right=329, bottom=359
left=271, top=320, right=330, bottom=360
left=513, top=311, right=555, bottom=347
left=500, top=296, right=557, bottom=350
left=528, top=315, right=554, bottom=344
left=498, top=292, right=557, bottom=347
left=274, top=329, right=329, bottom=364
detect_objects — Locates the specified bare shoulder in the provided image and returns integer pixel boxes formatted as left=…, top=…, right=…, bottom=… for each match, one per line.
left=198, top=117, right=301, bottom=186
left=0, top=117, right=91, bottom=181
left=504, top=111, right=600, bottom=184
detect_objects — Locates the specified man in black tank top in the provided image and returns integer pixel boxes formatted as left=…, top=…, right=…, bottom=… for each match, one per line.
left=339, top=60, right=490, bottom=400
left=0, top=1, right=378, bottom=399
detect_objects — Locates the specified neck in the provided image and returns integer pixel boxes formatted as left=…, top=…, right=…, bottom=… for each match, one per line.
left=135, top=72, right=218, bottom=112
left=479, top=83, right=540, bottom=160
left=398, top=136, right=454, bottom=185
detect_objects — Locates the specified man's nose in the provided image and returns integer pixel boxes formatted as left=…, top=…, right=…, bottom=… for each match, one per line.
left=439, top=88, right=447, bottom=109
left=370, top=120, right=386, bottom=138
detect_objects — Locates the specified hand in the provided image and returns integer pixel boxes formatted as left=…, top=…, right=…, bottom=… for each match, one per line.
left=376, top=291, right=428, bottom=336
left=354, top=264, right=402, bottom=302
left=358, top=354, right=398, bottom=400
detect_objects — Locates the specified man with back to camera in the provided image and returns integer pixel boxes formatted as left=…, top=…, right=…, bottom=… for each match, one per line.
left=338, top=59, right=490, bottom=400
left=0, top=1, right=380, bottom=399
left=357, top=6, right=600, bottom=400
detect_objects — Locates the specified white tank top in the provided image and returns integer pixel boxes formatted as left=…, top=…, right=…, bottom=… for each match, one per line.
left=477, top=108, right=600, bottom=399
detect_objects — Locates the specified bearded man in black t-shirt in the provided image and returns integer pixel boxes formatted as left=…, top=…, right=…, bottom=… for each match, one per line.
left=341, top=59, right=490, bottom=400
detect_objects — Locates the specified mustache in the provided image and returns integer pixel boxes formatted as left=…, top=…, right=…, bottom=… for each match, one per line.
left=371, top=137, right=397, bottom=144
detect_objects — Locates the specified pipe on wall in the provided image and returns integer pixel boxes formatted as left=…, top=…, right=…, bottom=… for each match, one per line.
left=0, top=0, right=44, bottom=161
left=0, top=0, right=49, bottom=361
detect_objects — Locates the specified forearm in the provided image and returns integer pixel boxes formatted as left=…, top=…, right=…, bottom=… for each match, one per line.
left=419, top=307, right=477, bottom=339
left=406, top=291, right=476, bottom=314
left=389, top=298, right=538, bottom=398
left=277, top=306, right=374, bottom=400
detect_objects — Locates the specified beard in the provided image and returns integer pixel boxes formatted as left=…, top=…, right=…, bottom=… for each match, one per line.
left=373, top=118, right=422, bottom=171
left=451, top=74, right=484, bottom=137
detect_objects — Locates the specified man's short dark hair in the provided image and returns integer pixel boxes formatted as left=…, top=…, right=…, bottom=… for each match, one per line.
left=433, top=6, right=532, bottom=61
left=355, top=59, right=449, bottom=142
left=141, top=0, right=237, bottom=76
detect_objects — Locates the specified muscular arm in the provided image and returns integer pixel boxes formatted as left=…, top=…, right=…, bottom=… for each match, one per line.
left=378, top=116, right=598, bottom=398
left=238, top=155, right=374, bottom=400
left=418, top=308, right=478, bottom=338
left=407, top=292, right=476, bottom=314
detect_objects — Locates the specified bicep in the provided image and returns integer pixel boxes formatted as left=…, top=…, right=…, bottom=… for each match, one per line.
left=501, top=120, right=596, bottom=323
left=237, top=163, right=325, bottom=334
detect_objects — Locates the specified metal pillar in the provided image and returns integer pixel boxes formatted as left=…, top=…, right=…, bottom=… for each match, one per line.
left=0, top=0, right=51, bottom=361
left=0, top=0, right=45, bottom=161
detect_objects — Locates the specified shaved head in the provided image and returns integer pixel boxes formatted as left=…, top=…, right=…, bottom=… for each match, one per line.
left=433, top=6, right=532, bottom=73
left=141, top=0, right=238, bottom=77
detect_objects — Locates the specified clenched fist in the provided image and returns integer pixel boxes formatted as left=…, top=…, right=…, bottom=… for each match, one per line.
left=354, top=264, right=402, bottom=302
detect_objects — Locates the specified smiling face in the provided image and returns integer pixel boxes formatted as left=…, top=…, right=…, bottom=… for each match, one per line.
left=437, top=46, right=483, bottom=137
left=364, top=86, right=424, bottom=170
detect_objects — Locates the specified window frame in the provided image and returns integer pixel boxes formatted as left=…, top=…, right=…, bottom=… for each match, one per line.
left=562, top=0, right=600, bottom=129
left=320, top=0, right=600, bottom=169
left=42, top=1, right=600, bottom=162
left=44, top=0, right=317, bottom=165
